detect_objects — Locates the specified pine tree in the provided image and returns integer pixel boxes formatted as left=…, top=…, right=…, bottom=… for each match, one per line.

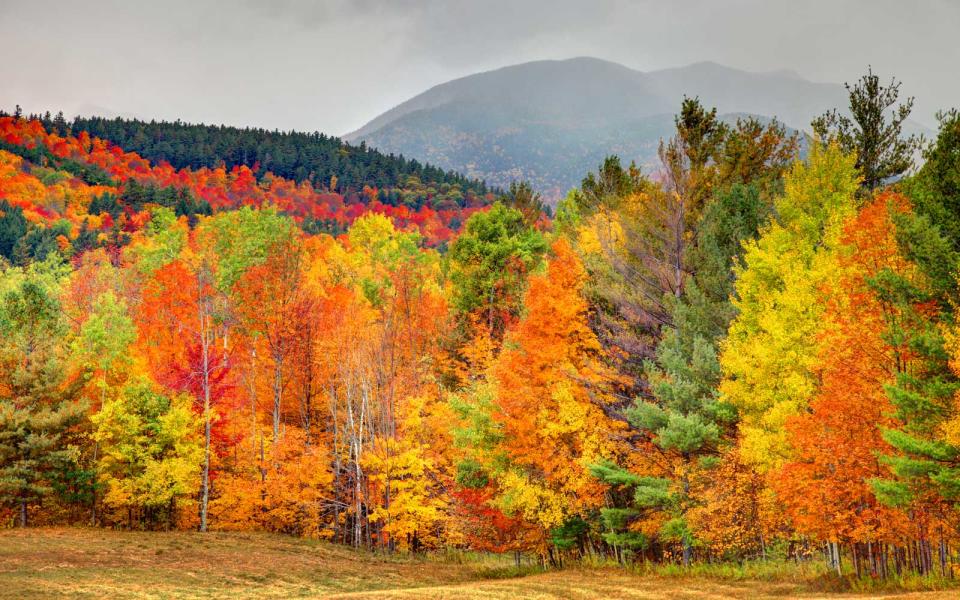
left=902, top=109, right=960, bottom=247
left=499, top=181, right=547, bottom=226
left=626, top=184, right=770, bottom=564
left=812, top=67, right=922, bottom=190
left=870, top=201, right=960, bottom=519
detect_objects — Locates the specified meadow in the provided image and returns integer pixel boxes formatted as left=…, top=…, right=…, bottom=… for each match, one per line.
left=1, top=528, right=958, bottom=599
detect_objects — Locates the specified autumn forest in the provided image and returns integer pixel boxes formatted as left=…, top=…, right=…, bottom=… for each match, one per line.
left=2, top=67, right=960, bottom=589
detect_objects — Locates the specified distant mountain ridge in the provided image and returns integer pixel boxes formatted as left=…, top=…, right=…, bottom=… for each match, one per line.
left=346, top=57, right=929, bottom=199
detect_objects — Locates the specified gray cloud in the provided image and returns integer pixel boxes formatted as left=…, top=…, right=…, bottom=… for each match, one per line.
left=1, top=0, right=956, bottom=134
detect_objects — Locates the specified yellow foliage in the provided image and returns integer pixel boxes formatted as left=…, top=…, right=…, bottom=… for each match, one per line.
left=720, top=143, right=859, bottom=471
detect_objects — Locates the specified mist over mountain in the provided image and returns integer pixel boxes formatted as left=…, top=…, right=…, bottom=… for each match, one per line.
left=346, top=57, right=928, bottom=198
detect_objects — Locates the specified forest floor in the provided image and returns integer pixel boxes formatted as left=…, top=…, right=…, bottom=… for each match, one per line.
left=0, top=527, right=957, bottom=599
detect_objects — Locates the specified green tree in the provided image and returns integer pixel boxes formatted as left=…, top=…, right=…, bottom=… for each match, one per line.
left=13, top=220, right=72, bottom=266
left=600, top=185, right=770, bottom=565
left=870, top=113, right=960, bottom=525
left=812, top=67, right=922, bottom=190
left=449, top=202, right=547, bottom=343
left=0, top=259, right=83, bottom=526
left=72, top=291, right=138, bottom=524
left=660, top=96, right=729, bottom=218
left=576, top=156, right=646, bottom=213
left=500, top=181, right=547, bottom=226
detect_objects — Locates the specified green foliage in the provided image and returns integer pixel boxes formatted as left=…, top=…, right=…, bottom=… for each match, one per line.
left=499, top=181, right=547, bottom=225
left=0, top=401, right=84, bottom=524
left=13, top=220, right=72, bottom=265
left=901, top=109, right=960, bottom=249
left=577, top=155, right=647, bottom=213
left=591, top=460, right=677, bottom=558
left=550, top=517, right=589, bottom=551
left=588, top=460, right=643, bottom=487
left=88, top=192, right=123, bottom=218
left=871, top=163, right=960, bottom=510
left=0, top=259, right=83, bottom=524
left=454, top=458, right=489, bottom=489
left=346, top=213, right=433, bottom=306
left=0, top=138, right=114, bottom=186
left=198, top=206, right=296, bottom=290
left=450, top=382, right=507, bottom=487
left=130, top=207, right=188, bottom=274
left=72, top=291, right=137, bottom=387
left=120, top=179, right=211, bottom=221
left=637, top=184, right=770, bottom=453
left=449, top=202, right=546, bottom=339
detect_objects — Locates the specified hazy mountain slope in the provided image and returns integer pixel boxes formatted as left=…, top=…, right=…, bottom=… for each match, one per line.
left=644, top=61, right=847, bottom=131
left=349, top=57, right=671, bottom=140
left=346, top=57, right=928, bottom=198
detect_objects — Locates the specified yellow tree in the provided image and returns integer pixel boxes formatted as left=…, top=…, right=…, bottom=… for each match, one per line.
left=719, top=143, right=860, bottom=470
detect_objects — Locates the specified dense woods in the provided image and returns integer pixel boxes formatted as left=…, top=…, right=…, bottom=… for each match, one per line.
left=0, top=108, right=493, bottom=251
left=2, top=69, right=960, bottom=583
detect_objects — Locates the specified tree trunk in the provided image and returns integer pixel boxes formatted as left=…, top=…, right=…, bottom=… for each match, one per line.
left=681, top=467, right=692, bottom=567
left=199, top=325, right=211, bottom=533
left=273, top=358, right=283, bottom=445
left=200, top=408, right=211, bottom=532
left=90, top=441, right=99, bottom=526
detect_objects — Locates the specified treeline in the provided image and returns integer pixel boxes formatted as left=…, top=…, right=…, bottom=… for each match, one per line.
left=2, top=68, right=960, bottom=584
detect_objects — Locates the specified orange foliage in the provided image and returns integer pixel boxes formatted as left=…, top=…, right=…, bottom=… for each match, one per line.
left=492, top=238, right=625, bottom=527
left=775, top=193, right=916, bottom=545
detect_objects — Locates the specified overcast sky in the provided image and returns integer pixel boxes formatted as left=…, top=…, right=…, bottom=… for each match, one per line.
left=1, top=0, right=957, bottom=134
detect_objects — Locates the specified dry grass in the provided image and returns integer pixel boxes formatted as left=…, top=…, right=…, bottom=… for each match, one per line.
left=329, top=569, right=960, bottom=599
left=0, top=527, right=497, bottom=598
left=0, top=528, right=957, bottom=599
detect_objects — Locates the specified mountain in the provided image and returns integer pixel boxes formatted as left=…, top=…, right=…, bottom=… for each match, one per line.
left=346, top=57, right=928, bottom=199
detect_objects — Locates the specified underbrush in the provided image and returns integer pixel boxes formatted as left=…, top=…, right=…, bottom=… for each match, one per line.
left=416, top=549, right=960, bottom=592
left=621, top=557, right=959, bottom=594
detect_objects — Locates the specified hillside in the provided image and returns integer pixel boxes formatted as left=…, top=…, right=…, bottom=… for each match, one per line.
left=346, top=57, right=928, bottom=197
left=66, top=115, right=492, bottom=197
left=0, top=115, right=489, bottom=257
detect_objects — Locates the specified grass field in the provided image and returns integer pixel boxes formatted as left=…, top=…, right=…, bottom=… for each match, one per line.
left=0, top=528, right=957, bottom=599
